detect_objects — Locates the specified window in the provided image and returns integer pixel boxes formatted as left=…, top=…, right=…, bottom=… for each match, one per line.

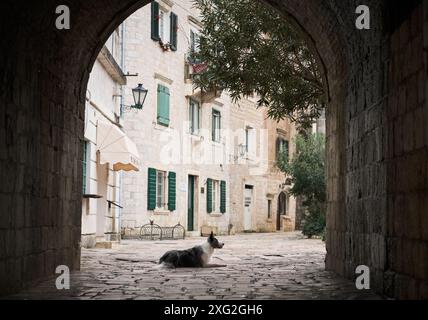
left=268, top=200, right=272, bottom=219
left=245, top=128, right=249, bottom=153
left=189, top=99, right=201, bottom=135
left=188, top=30, right=201, bottom=64
left=156, top=171, right=166, bottom=209
left=159, top=10, right=170, bottom=43
left=157, top=84, right=170, bottom=126
left=106, top=27, right=122, bottom=65
left=151, top=2, right=178, bottom=51
left=207, top=179, right=226, bottom=214
left=212, top=180, right=219, bottom=212
left=212, top=110, right=221, bottom=142
left=159, top=11, right=166, bottom=41
left=190, top=30, right=200, bottom=54
left=245, top=126, right=255, bottom=155
left=276, top=137, right=289, bottom=161
left=279, top=139, right=289, bottom=153
left=147, top=168, right=176, bottom=212
left=82, top=141, right=89, bottom=194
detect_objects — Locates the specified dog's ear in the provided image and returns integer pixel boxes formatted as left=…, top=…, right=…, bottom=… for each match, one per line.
left=209, top=231, right=214, bottom=241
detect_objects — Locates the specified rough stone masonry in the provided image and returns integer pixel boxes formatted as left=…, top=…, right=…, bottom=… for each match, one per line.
left=0, top=0, right=426, bottom=299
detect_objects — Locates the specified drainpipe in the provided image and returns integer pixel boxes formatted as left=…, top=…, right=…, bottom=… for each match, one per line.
left=120, top=22, right=126, bottom=118
left=84, top=89, right=91, bottom=135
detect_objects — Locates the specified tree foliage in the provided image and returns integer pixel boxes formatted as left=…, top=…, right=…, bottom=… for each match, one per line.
left=278, top=134, right=326, bottom=238
left=193, top=0, right=325, bottom=131
left=278, top=134, right=326, bottom=204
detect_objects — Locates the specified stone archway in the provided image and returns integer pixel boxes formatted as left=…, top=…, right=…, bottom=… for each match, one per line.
left=0, top=0, right=426, bottom=299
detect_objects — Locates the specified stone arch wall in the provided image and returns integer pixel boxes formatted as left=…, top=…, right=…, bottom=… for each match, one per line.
left=0, top=0, right=426, bottom=298
left=0, top=0, right=151, bottom=295
left=264, top=0, right=388, bottom=291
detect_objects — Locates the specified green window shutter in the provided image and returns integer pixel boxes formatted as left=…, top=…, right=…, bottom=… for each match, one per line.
left=168, top=172, right=176, bottom=211
left=147, top=168, right=157, bottom=210
left=220, top=180, right=226, bottom=214
left=82, top=141, right=88, bottom=194
left=151, top=1, right=160, bottom=41
left=157, top=84, right=170, bottom=126
left=212, top=112, right=215, bottom=141
left=206, top=178, right=213, bottom=213
left=170, top=12, right=178, bottom=51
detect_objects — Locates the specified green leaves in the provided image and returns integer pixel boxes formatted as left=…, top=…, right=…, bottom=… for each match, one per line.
left=279, top=134, right=326, bottom=204
left=278, top=134, right=326, bottom=238
left=193, top=0, right=325, bottom=130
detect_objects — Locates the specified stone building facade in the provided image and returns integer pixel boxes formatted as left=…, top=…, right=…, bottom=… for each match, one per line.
left=264, top=112, right=298, bottom=232
left=119, top=0, right=296, bottom=236
left=81, top=25, right=140, bottom=248
left=120, top=0, right=231, bottom=236
left=228, top=98, right=297, bottom=234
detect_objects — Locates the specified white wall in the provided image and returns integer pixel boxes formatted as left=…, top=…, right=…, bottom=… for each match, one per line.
left=81, top=26, right=125, bottom=246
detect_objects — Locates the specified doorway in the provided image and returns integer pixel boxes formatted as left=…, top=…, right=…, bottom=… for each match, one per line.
left=187, top=175, right=196, bottom=231
left=277, top=192, right=287, bottom=231
left=244, top=185, right=253, bottom=231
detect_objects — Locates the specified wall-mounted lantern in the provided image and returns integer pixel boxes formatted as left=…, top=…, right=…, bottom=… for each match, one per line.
left=132, top=83, right=148, bottom=110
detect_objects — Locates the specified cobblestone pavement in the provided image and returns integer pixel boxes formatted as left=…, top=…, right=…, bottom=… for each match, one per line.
left=8, top=233, right=382, bottom=300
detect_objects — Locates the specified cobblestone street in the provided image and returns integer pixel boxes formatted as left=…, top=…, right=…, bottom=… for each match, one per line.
left=8, top=233, right=381, bottom=300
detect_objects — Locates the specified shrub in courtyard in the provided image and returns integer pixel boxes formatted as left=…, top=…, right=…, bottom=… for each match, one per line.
left=301, top=202, right=326, bottom=239
left=278, top=134, right=326, bottom=239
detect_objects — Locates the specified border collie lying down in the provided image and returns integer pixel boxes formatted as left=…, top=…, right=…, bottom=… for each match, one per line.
left=159, top=232, right=225, bottom=268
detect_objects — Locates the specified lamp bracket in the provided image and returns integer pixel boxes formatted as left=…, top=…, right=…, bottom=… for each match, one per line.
left=121, top=104, right=140, bottom=114
left=124, top=72, right=139, bottom=77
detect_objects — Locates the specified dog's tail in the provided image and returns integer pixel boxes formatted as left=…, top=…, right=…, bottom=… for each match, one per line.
left=158, top=252, right=168, bottom=264
left=159, top=251, right=178, bottom=267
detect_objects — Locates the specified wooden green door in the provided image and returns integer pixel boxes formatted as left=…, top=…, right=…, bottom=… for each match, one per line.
left=187, top=176, right=195, bottom=231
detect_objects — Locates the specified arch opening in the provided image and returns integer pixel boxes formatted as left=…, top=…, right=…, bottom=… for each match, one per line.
left=2, top=0, right=426, bottom=300
left=0, top=0, right=347, bottom=296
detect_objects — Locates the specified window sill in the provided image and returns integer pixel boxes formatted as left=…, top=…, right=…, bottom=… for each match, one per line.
left=153, top=122, right=171, bottom=130
left=210, top=213, right=224, bottom=217
left=189, top=133, right=204, bottom=141
left=154, top=209, right=170, bottom=215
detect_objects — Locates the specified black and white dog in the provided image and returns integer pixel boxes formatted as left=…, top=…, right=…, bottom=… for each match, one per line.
left=159, top=232, right=225, bottom=268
